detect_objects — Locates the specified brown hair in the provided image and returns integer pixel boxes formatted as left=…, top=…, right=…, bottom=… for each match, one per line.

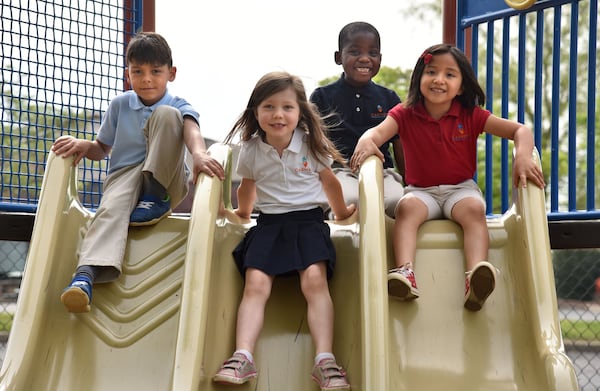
left=224, top=71, right=345, bottom=166
left=125, top=32, right=173, bottom=67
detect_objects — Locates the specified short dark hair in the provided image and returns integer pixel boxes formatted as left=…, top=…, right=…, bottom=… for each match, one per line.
left=125, top=32, right=173, bottom=67
left=405, top=44, right=486, bottom=109
left=338, top=21, right=380, bottom=51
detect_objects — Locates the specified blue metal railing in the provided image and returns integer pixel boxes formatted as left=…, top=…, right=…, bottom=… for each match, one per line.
left=458, top=0, right=599, bottom=220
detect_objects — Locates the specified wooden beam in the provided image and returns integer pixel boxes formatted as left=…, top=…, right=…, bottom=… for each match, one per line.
left=548, top=220, right=600, bottom=249
left=1, top=212, right=599, bottom=250
left=0, top=213, right=35, bottom=242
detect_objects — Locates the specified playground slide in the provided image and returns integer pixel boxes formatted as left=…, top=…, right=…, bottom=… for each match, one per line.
left=0, top=143, right=578, bottom=390
left=365, top=150, right=580, bottom=391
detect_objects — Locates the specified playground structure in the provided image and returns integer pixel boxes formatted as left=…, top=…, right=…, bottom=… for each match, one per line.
left=0, top=0, right=597, bottom=389
left=0, top=143, right=579, bottom=390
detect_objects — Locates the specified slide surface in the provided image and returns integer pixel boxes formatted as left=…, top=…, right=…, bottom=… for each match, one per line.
left=0, top=145, right=578, bottom=390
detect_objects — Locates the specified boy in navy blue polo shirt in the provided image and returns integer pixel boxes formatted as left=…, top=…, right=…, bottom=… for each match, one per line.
left=310, top=21, right=404, bottom=217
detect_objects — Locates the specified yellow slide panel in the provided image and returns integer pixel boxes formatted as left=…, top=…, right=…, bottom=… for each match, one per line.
left=0, top=144, right=579, bottom=391
left=358, top=152, right=579, bottom=391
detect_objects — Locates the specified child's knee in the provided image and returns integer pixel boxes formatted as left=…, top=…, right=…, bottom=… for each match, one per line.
left=153, top=105, right=180, bottom=119
left=148, top=106, right=183, bottom=133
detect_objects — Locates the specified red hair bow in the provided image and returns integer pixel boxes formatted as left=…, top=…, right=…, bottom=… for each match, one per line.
left=421, top=51, right=433, bottom=64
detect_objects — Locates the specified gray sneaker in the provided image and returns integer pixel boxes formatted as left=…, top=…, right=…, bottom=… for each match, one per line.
left=213, top=352, right=257, bottom=385
left=311, top=358, right=350, bottom=390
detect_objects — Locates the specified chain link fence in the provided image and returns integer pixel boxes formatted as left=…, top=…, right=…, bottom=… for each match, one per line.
left=0, top=240, right=26, bottom=342
left=555, top=248, right=600, bottom=390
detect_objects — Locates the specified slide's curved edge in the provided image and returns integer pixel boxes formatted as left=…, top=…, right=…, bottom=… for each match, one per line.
left=357, top=156, right=392, bottom=390
left=0, top=152, right=85, bottom=390
left=171, top=143, right=232, bottom=390
left=515, top=150, right=579, bottom=390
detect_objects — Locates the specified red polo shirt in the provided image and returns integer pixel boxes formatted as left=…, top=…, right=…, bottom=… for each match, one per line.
left=388, top=100, right=491, bottom=187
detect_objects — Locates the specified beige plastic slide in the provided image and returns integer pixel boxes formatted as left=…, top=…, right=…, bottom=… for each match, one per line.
left=0, top=143, right=578, bottom=391
left=364, top=151, right=580, bottom=391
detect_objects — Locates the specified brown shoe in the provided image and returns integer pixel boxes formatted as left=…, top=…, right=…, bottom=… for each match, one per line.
left=464, top=261, right=497, bottom=311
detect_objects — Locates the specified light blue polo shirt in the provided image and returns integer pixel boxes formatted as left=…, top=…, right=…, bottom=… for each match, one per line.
left=97, top=90, right=200, bottom=174
left=236, top=128, right=333, bottom=214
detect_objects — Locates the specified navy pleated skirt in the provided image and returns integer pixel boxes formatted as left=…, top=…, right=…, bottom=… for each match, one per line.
left=233, top=207, right=336, bottom=279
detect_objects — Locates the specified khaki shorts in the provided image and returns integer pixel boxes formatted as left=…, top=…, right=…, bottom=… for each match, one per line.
left=401, top=179, right=485, bottom=220
left=333, top=167, right=404, bottom=218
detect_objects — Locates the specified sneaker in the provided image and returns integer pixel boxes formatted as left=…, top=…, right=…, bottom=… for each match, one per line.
left=311, top=358, right=350, bottom=391
left=464, top=261, right=497, bottom=311
left=387, top=263, right=419, bottom=300
left=213, top=353, right=257, bottom=385
left=130, top=194, right=171, bottom=226
left=61, top=276, right=92, bottom=313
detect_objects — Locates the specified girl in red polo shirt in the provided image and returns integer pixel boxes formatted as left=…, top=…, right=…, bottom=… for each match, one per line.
left=350, top=44, right=545, bottom=311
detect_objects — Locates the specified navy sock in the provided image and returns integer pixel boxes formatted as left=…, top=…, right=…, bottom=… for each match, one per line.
left=142, top=171, right=167, bottom=200
left=74, top=265, right=99, bottom=284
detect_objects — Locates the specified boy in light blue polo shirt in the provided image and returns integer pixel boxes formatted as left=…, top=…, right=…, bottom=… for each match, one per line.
left=52, top=32, right=224, bottom=312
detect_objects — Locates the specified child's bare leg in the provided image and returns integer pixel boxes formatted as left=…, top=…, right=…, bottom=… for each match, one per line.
left=451, top=198, right=489, bottom=270
left=452, top=198, right=495, bottom=311
left=235, top=268, right=274, bottom=353
left=213, top=269, right=270, bottom=384
left=299, top=262, right=333, bottom=355
left=300, top=263, right=350, bottom=389
left=393, top=196, right=428, bottom=268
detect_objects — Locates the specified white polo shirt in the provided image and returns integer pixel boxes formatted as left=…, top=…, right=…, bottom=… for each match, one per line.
left=236, top=128, right=332, bottom=214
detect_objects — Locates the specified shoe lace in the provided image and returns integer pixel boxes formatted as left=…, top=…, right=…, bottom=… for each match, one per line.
left=135, top=200, right=155, bottom=210
left=71, top=281, right=89, bottom=288
left=390, top=262, right=414, bottom=278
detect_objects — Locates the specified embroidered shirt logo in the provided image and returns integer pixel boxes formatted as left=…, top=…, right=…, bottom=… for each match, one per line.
left=295, top=156, right=311, bottom=172
left=452, top=123, right=470, bottom=142
left=371, top=104, right=386, bottom=118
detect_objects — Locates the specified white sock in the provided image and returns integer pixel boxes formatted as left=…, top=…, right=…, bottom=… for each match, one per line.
left=234, top=349, right=254, bottom=363
left=315, top=352, right=335, bottom=365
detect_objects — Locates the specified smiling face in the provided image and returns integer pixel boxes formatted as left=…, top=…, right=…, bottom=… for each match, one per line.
left=419, top=52, right=463, bottom=116
left=126, top=61, right=176, bottom=106
left=336, top=31, right=382, bottom=88
left=255, top=86, right=300, bottom=150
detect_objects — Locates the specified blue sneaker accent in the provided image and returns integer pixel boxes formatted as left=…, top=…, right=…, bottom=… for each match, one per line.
left=61, top=276, right=92, bottom=313
left=130, top=194, right=171, bottom=226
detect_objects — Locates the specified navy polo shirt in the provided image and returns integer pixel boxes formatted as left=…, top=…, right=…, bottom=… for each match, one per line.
left=310, top=74, right=401, bottom=168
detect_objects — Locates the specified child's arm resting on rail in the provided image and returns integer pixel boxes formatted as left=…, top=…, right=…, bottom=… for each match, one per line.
left=52, top=135, right=111, bottom=166
left=320, top=168, right=356, bottom=221
left=350, top=115, right=399, bottom=171
left=183, top=116, right=225, bottom=183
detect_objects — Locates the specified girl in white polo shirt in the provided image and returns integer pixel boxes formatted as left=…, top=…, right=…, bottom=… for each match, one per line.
left=213, top=71, right=355, bottom=391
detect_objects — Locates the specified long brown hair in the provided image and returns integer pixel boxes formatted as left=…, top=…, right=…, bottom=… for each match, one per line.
left=224, top=71, right=345, bottom=166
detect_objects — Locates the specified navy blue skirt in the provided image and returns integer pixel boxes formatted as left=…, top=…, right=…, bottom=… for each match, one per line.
left=233, top=207, right=336, bottom=279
